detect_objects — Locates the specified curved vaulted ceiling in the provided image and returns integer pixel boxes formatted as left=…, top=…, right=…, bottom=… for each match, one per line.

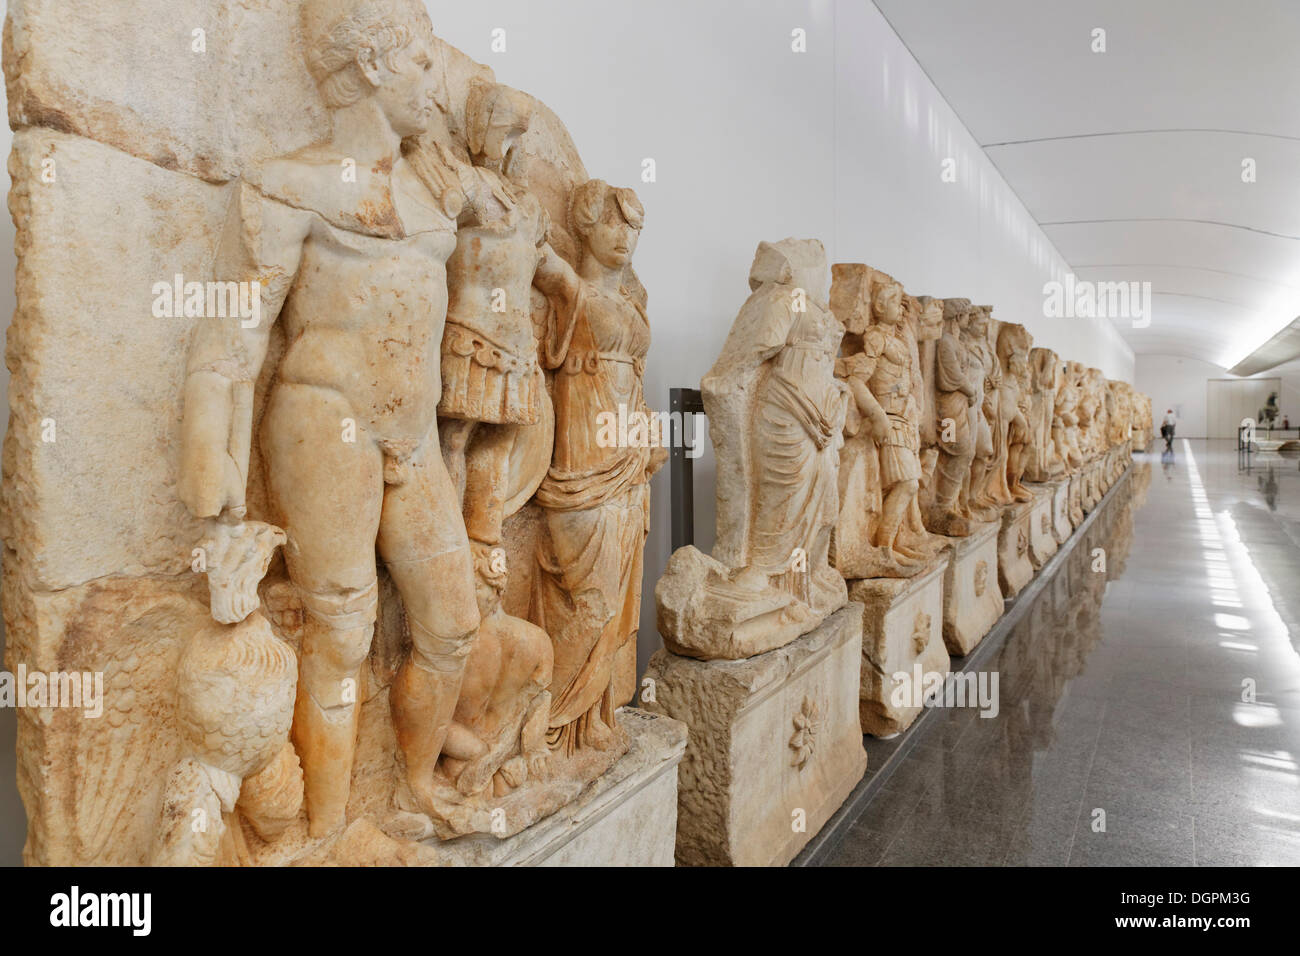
left=874, top=0, right=1300, bottom=368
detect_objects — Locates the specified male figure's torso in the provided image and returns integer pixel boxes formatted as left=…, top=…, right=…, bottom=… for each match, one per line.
left=256, top=149, right=458, bottom=444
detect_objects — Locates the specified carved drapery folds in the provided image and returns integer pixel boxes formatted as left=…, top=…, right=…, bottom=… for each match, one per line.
left=655, top=239, right=850, bottom=661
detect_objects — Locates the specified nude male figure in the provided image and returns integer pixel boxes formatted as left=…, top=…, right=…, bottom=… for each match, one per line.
left=180, top=0, right=479, bottom=835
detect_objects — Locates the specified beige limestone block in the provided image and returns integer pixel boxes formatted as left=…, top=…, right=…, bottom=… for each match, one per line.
left=940, top=521, right=1003, bottom=655
left=643, top=605, right=867, bottom=867
left=3, top=128, right=223, bottom=591
left=1026, top=484, right=1059, bottom=569
left=848, top=555, right=950, bottom=737
left=997, top=500, right=1034, bottom=598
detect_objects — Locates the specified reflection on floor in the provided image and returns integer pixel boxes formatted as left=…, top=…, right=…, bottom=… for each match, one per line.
left=824, top=439, right=1300, bottom=866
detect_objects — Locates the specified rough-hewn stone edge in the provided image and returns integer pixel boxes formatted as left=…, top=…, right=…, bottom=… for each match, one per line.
left=2, top=129, right=40, bottom=590
left=644, top=604, right=861, bottom=866
left=3, top=3, right=326, bottom=185
left=2, top=128, right=215, bottom=594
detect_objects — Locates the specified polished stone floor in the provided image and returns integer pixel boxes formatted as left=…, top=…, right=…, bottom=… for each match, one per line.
left=825, top=439, right=1300, bottom=866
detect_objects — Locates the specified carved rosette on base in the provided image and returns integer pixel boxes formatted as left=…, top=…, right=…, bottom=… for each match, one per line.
left=848, top=555, right=950, bottom=736
left=642, top=605, right=867, bottom=867
left=940, top=522, right=1003, bottom=655
left=997, top=500, right=1035, bottom=598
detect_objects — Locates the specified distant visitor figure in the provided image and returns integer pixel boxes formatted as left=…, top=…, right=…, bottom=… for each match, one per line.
left=1161, top=409, right=1176, bottom=451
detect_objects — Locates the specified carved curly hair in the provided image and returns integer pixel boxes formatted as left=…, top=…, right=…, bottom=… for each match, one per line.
left=568, top=179, right=645, bottom=247
left=304, top=0, right=432, bottom=109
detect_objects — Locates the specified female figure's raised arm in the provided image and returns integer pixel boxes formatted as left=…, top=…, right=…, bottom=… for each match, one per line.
left=532, top=241, right=583, bottom=369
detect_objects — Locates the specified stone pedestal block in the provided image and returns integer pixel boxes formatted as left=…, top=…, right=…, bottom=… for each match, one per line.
left=1047, top=478, right=1072, bottom=544
left=642, top=605, right=867, bottom=867
left=997, top=501, right=1035, bottom=598
left=847, top=555, right=950, bottom=737
left=1080, top=465, right=1096, bottom=513
left=287, top=710, right=687, bottom=867
left=940, top=522, right=1003, bottom=656
left=1026, top=484, right=1059, bottom=569
left=1082, top=460, right=1104, bottom=512
left=1068, top=471, right=1085, bottom=527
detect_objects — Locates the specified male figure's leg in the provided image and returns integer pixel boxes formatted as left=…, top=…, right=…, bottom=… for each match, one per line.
left=379, top=442, right=481, bottom=810
left=262, top=384, right=384, bottom=837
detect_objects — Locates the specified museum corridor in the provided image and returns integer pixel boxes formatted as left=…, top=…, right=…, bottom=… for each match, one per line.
left=825, top=441, right=1300, bottom=866
left=8, top=0, right=1300, bottom=901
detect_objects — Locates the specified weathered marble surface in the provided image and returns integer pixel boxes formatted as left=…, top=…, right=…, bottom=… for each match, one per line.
left=997, top=500, right=1035, bottom=598
left=848, top=556, right=949, bottom=737
left=831, top=266, right=940, bottom=579
left=940, top=521, right=1003, bottom=656
left=269, top=709, right=685, bottom=866
left=1026, top=484, right=1059, bottom=569
left=1025, top=347, right=1064, bottom=482
left=643, top=605, right=867, bottom=867
left=918, top=298, right=979, bottom=537
left=993, top=321, right=1034, bottom=506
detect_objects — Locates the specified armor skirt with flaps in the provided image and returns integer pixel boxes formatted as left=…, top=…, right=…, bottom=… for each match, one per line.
left=879, top=413, right=922, bottom=485
left=439, top=321, right=542, bottom=425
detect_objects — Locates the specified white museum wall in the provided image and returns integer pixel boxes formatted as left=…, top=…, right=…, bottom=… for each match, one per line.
left=1136, top=353, right=1300, bottom=438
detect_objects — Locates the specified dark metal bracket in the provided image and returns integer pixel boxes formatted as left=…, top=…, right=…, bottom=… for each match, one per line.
left=669, top=387, right=705, bottom=553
